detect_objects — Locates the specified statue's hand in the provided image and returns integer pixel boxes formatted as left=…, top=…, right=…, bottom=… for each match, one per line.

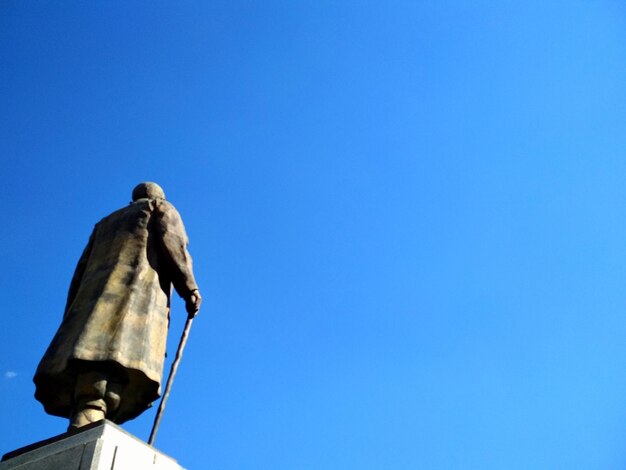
left=186, top=290, right=202, bottom=319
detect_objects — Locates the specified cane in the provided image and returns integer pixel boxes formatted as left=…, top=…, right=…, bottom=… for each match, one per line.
left=148, top=316, right=194, bottom=446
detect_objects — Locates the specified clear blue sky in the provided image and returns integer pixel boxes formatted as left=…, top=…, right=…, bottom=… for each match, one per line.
left=2, top=1, right=626, bottom=468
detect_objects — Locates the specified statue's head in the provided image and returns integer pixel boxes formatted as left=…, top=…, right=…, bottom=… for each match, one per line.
left=132, top=182, right=166, bottom=201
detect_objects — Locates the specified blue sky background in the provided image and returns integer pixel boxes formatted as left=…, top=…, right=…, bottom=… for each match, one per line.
left=2, top=1, right=626, bottom=468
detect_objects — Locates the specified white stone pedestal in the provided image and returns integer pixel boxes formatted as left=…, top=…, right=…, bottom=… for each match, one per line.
left=0, top=421, right=184, bottom=470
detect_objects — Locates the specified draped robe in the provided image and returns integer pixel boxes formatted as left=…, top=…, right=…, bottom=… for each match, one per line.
left=34, top=197, right=199, bottom=423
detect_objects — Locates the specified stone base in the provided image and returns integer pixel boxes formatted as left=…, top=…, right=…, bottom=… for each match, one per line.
left=0, top=420, right=183, bottom=469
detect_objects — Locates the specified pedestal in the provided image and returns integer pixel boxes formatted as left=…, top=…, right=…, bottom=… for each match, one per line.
left=0, top=421, right=184, bottom=470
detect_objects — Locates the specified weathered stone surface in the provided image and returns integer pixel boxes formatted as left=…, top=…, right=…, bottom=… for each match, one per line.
left=0, top=421, right=183, bottom=470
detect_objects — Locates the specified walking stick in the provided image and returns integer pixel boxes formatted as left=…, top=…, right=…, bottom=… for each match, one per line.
left=148, top=316, right=194, bottom=446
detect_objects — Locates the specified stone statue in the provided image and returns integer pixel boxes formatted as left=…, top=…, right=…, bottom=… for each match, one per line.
left=33, top=182, right=202, bottom=430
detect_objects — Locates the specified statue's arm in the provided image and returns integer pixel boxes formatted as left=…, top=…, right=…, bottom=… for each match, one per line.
left=155, top=201, right=201, bottom=316
left=63, top=230, right=95, bottom=318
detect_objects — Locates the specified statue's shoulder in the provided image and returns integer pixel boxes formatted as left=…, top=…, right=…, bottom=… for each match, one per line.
left=94, top=201, right=152, bottom=229
left=153, top=199, right=181, bottom=217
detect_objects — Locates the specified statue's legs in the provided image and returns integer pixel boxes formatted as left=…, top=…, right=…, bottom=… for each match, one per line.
left=68, top=370, right=123, bottom=430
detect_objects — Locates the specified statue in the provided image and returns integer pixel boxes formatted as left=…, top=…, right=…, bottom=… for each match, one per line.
left=33, top=182, right=202, bottom=430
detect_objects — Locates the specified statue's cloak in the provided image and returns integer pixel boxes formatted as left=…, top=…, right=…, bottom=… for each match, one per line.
left=34, top=198, right=198, bottom=423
